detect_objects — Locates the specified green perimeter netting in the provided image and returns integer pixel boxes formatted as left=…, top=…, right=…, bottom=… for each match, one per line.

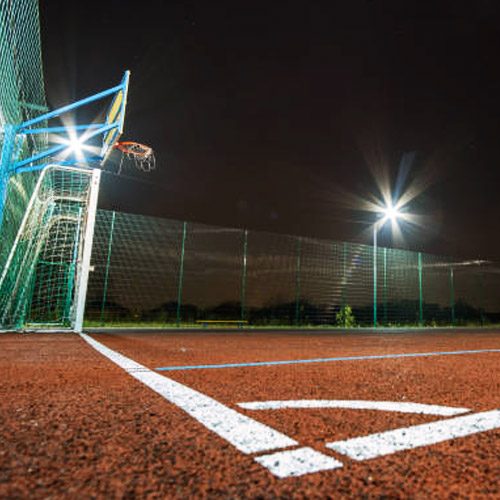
left=84, top=210, right=500, bottom=328
left=0, top=0, right=48, bottom=273
left=0, top=0, right=46, bottom=127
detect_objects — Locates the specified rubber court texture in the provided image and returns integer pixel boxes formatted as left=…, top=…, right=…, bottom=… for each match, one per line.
left=1, top=330, right=499, bottom=498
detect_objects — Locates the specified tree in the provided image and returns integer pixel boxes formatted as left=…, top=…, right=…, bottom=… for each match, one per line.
left=336, top=305, right=356, bottom=328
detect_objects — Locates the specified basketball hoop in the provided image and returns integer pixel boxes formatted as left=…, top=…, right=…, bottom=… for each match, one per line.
left=114, top=141, right=156, bottom=173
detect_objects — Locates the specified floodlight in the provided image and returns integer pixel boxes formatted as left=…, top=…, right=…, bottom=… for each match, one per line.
left=382, top=203, right=400, bottom=223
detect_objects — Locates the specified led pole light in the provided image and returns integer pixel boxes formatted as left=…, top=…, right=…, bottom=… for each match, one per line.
left=373, top=201, right=401, bottom=327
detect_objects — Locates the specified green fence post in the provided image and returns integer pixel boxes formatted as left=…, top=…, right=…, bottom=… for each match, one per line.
left=373, top=229, right=377, bottom=328
left=478, top=270, right=485, bottom=325
left=176, top=222, right=187, bottom=326
left=295, top=237, right=302, bottom=326
left=418, top=252, right=423, bottom=325
left=383, top=247, right=388, bottom=325
left=341, top=242, right=347, bottom=309
left=241, top=229, right=248, bottom=322
left=100, top=211, right=116, bottom=325
left=449, top=266, right=455, bottom=325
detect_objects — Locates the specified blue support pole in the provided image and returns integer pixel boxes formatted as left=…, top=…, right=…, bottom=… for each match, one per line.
left=6, top=71, right=130, bottom=175
left=18, top=80, right=126, bottom=129
left=21, top=123, right=105, bottom=135
left=0, top=125, right=17, bottom=230
left=11, top=122, right=117, bottom=171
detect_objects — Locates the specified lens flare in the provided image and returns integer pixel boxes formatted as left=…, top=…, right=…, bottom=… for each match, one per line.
left=381, top=202, right=399, bottom=223
left=50, top=116, right=102, bottom=165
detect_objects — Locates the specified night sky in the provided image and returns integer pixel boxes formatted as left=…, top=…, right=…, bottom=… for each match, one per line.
left=41, top=1, right=500, bottom=261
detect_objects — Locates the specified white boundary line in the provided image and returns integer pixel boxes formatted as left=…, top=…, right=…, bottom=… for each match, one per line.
left=79, top=333, right=500, bottom=477
left=254, top=447, right=342, bottom=478
left=238, top=400, right=470, bottom=416
left=80, top=333, right=295, bottom=454
left=327, top=409, right=500, bottom=460
left=80, top=333, right=342, bottom=477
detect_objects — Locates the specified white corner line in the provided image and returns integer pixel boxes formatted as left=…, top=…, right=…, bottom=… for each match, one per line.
left=238, top=400, right=470, bottom=416
left=326, top=409, right=500, bottom=461
left=254, top=447, right=343, bottom=478
left=80, top=333, right=298, bottom=455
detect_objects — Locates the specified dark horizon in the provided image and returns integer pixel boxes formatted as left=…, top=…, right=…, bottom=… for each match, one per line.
left=41, top=1, right=500, bottom=261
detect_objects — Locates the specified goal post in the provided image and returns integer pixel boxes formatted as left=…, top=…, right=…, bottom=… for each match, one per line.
left=73, top=168, right=101, bottom=332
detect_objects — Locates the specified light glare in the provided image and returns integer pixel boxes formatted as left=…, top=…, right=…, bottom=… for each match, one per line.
left=382, top=203, right=400, bottom=223
left=50, top=116, right=102, bottom=164
left=68, top=135, right=82, bottom=155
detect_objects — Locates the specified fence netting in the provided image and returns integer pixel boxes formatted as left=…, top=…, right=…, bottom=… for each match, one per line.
left=85, top=209, right=500, bottom=327
left=0, top=0, right=47, bottom=272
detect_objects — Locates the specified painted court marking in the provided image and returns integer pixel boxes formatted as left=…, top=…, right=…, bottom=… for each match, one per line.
left=254, top=447, right=342, bottom=478
left=327, top=410, right=500, bottom=460
left=238, top=400, right=470, bottom=416
left=81, top=334, right=500, bottom=478
left=155, top=348, right=500, bottom=372
left=80, top=333, right=295, bottom=454
left=80, top=333, right=340, bottom=477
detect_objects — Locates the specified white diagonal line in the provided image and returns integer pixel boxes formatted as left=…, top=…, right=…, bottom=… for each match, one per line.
left=327, top=409, right=500, bottom=460
left=254, top=447, right=343, bottom=478
left=80, top=333, right=297, bottom=454
left=238, top=400, right=470, bottom=416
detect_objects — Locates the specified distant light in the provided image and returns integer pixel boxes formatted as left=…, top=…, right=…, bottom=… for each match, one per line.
left=382, top=203, right=400, bottom=223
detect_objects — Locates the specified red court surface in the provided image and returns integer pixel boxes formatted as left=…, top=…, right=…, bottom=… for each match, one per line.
left=1, top=330, right=499, bottom=498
